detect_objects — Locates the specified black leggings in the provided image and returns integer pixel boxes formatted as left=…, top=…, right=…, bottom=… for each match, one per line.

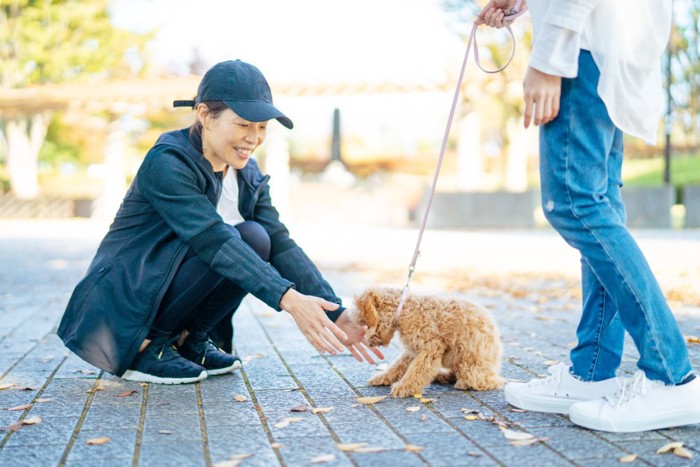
left=148, top=221, right=271, bottom=349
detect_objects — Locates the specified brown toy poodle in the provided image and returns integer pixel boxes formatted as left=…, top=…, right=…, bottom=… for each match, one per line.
left=354, top=287, right=503, bottom=398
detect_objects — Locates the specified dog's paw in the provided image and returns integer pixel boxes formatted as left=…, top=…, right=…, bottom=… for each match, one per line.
left=368, top=372, right=394, bottom=386
left=390, top=382, right=421, bottom=398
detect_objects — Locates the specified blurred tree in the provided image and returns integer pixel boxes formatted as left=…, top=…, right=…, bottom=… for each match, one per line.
left=670, top=0, right=699, bottom=149
left=0, top=0, right=150, bottom=198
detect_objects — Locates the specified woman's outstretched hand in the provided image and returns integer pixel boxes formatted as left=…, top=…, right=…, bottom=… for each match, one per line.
left=334, top=310, right=385, bottom=364
left=280, top=288, right=348, bottom=356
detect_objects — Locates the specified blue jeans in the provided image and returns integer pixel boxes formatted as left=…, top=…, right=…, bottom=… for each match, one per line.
left=539, top=50, right=693, bottom=385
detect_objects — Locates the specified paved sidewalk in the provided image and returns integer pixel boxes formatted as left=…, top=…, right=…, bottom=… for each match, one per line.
left=1, top=220, right=699, bottom=466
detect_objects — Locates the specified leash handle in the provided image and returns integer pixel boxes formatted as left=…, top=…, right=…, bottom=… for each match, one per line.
left=394, top=3, right=527, bottom=320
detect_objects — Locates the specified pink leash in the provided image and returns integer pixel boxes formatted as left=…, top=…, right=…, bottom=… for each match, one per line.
left=394, top=2, right=527, bottom=320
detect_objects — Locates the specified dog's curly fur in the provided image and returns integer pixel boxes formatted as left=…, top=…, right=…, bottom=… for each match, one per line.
left=353, top=287, right=504, bottom=398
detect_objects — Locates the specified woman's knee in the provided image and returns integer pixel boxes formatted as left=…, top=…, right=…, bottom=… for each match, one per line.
left=234, top=221, right=271, bottom=261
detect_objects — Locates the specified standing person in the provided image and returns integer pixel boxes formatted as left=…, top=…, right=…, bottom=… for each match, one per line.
left=58, top=60, right=383, bottom=385
left=479, top=1, right=700, bottom=432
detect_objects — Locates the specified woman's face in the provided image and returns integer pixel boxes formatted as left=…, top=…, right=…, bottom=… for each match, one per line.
left=199, top=106, right=267, bottom=171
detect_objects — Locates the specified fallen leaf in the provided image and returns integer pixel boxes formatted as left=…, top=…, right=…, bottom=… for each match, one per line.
left=685, top=335, right=700, bottom=344
left=412, top=393, right=423, bottom=398
left=419, top=398, right=435, bottom=404
left=233, top=394, right=247, bottom=402
left=337, top=443, right=368, bottom=452
left=673, top=446, right=693, bottom=459
left=0, top=383, right=16, bottom=391
left=158, top=430, right=173, bottom=435
left=420, top=415, right=428, bottom=421
left=86, top=437, right=111, bottom=445
left=464, top=414, right=479, bottom=421
left=406, top=406, right=421, bottom=413
left=353, top=446, right=387, bottom=454
left=657, top=441, right=684, bottom=454
left=274, top=417, right=303, bottom=428
left=509, top=407, right=527, bottom=413
left=18, top=387, right=37, bottom=391
left=116, top=390, right=138, bottom=398
left=290, top=404, right=308, bottom=412
left=212, top=452, right=254, bottom=467
left=499, top=427, right=534, bottom=441
left=510, top=437, right=547, bottom=447
left=619, top=454, right=637, bottom=463
left=405, top=444, right=423, bottom=452
left=8, top=423, right=21, bottom=432
left=8, top=404, right=32, bottom=411
left=35, top=398, right=52, bottom=404
left=20, top=416, right=41, bottom=426
left=310, top=454, right=335, bottom=464
left=79, top=369, right=96, bottom=375
left=468, top=451, right=482, bottom=457
left=271, top=443, right=284, bottom=449
left=311, top=407, right=333, bottom=414
left=543, top=360, right=559, bottom=366
left=355, top=396, right=387, bottom=405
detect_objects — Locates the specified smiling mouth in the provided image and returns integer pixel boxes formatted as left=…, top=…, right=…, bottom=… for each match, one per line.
left=234, top=147, right=253, bottom=158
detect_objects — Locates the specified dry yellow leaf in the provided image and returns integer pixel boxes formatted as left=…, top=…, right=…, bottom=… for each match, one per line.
left=657, top=441, right=684, bottom=454
left=673, top=447, right=693, bottom=459
left=20, top=416, right=41, bottom=426
left=619, top=454, right=637, bottom=463
left=353, top=446, right=387, bottom=454
left=271, top=443, right=284, bottom=449
left=337, top=443, right=368, bottom=452
left=0, top=383, right=16, bottom=391
left=406, top=406, right=421, bottom=413
left=405, top=444, right=424, bottom=453
left=419, top=398, right=435, bottom=404
left=86, top=437, right=111, bottom=445
left=233, top=394, right=247, bottom=402
left=499, top=427, right=535, bottom=441
left=686, top=335, right=700, bottom=344
left=510, top=438, right=542, bottom=447
left=412, top=393, right=423, bottom=398
left=311, top=407, right=333, bottom=414
left=355, top=396, right=387, bottom=405
left=464, top=415, right=478, bottom=421
left=310, top=454, right=335, bottom=464
left=8, top=404, right=32, bottom=412
left=274, top=416, right=303, bottom=428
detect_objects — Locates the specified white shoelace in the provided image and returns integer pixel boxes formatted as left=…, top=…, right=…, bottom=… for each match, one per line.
left=605, top=371, right=650, bottom=407
left=527, top=363, right=566, bottom=388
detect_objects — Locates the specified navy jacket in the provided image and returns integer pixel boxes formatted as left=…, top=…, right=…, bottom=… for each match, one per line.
left=58, top=129, right=344, bottom=376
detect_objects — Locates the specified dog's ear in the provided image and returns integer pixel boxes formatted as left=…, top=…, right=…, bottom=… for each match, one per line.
left=357, top=289, right=379, bottom=328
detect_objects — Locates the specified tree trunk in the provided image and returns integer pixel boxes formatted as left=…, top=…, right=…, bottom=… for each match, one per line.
left=2, top=114, right=48, bottom=199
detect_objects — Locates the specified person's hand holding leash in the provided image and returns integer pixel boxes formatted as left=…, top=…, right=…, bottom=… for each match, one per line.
left=478, top=0, right=525, bottom=27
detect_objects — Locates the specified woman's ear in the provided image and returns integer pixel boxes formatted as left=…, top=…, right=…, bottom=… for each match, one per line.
left=195, top=103, right=209, bottom=128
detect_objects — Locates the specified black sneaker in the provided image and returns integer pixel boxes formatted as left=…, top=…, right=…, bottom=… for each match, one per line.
left=122, top=336, right=207, bottom=384
left=179, top=331, right=242, bottom=376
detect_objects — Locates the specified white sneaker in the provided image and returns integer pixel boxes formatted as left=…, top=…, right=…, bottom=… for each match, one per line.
left=504, top=363, right=620, bottom=414
left=569, top=371, right=700, bottom=433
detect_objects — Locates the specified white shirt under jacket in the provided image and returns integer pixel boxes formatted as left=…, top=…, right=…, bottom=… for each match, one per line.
left=216, top=167, right=245, bottom=226
left=526, top=0, right=672, bottom=144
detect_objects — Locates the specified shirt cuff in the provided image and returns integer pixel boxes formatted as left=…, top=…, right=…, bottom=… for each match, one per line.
left=529, top=23, right=581, bottom=78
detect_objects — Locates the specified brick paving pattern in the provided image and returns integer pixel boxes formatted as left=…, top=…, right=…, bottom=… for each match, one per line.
left=1, top=221, right=699, bottom=466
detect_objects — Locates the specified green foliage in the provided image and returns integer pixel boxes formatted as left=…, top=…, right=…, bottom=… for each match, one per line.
left=0, top=0, right=151, bottom=88
left=623, top=153, right=700, bottom=187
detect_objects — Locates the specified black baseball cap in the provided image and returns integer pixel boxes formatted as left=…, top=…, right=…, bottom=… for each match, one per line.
left=174, top=60, right=293, bottom=129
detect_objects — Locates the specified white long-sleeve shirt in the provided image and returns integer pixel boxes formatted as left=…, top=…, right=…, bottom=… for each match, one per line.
left=527, top=0, right=672, bottom=144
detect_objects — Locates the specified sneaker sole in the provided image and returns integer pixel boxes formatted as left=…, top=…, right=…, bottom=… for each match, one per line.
left=206, top=360, right=242, bottom=376
left=504, top=384, right=581, bottom=414
left=121, top=369, right=207, bottom=385
left=569, top=406, right=700, bottom=433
